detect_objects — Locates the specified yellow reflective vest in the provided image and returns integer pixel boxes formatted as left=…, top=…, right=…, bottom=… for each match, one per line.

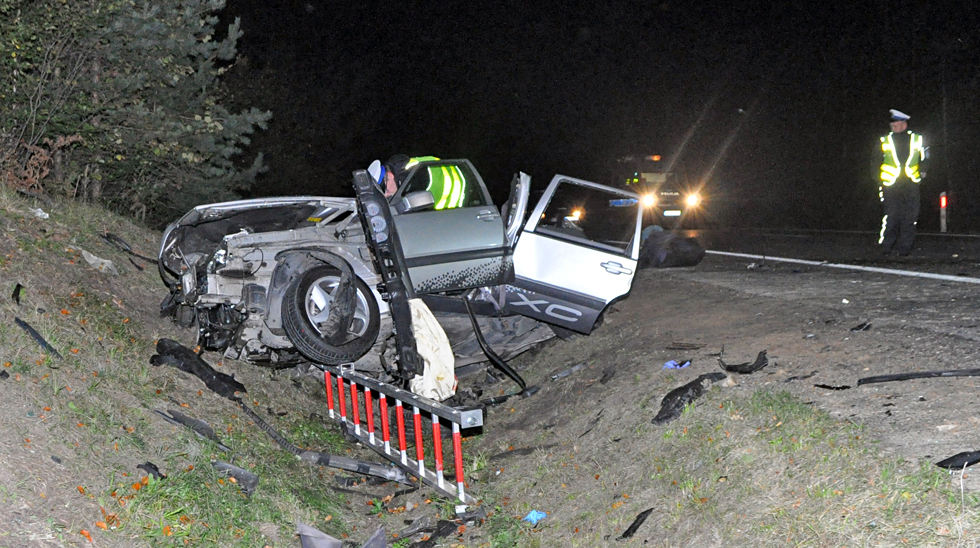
left=879, top=131, right=925, bottom=185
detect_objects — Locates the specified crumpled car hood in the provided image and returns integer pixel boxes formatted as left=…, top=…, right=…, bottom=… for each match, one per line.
left=158, top=196, right=356, bottom=282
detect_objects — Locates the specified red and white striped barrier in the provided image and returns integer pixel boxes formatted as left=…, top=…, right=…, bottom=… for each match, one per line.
left=319, top=364, right=483, bottom=505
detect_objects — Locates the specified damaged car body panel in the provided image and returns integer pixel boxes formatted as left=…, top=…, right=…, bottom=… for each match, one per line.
left=157, top=161, right=641, bottom=369
left=158, top=196, right=387, bottom=366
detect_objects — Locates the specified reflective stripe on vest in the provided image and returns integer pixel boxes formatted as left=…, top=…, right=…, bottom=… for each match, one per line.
left=427, top=165, right=467, bottom=210
left=879, top=132, right=924, bottom=185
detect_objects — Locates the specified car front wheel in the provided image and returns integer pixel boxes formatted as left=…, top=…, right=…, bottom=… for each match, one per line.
left=282, top=265, right=380, bottom=364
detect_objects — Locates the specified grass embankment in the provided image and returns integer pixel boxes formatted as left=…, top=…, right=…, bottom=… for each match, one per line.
left=0, top=188, right=370, bottom=547
left=473, top=336, right=980, bottom=547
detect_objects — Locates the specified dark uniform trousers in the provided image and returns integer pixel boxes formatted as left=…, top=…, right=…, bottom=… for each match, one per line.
left=880, top=178, right=919, bottom=254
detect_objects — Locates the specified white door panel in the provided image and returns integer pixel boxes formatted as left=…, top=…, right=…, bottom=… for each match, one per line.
left=512, top=232, right=635, bottom=301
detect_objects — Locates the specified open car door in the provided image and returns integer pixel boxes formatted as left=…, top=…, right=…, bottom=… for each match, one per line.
left=503, top=175, right=642, bottom=334
left=390, top=159, right=522, bottom=294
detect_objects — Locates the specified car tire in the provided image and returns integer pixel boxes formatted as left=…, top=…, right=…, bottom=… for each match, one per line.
left=282, top=265, right=380, bottom=365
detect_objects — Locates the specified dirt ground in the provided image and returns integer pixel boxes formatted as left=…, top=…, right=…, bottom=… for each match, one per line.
left=465, top=239, right=980, bottom=543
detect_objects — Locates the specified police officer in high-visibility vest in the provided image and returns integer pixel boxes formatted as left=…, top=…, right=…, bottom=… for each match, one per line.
left=877, top=109, right=926, bottom=256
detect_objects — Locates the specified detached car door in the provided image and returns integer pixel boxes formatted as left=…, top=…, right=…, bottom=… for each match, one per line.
left=504, top=175, right=642, bottom=334
left=391, top=159, right=511, bottom=294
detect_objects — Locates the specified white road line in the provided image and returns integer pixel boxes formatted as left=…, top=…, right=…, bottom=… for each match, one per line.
left=706, top=250, right=980, bottom=285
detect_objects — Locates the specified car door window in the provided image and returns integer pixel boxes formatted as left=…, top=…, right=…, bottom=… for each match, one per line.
left=534, top=181, right=638, bottom=256
left=400, top=162, right=488, bottom=210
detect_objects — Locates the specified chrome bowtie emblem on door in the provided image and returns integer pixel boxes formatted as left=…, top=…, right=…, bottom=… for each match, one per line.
left=600, top=261, right=633, bottom=275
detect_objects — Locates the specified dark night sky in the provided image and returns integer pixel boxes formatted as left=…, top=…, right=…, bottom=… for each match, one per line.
left=224, top=1, right=980, bottom=231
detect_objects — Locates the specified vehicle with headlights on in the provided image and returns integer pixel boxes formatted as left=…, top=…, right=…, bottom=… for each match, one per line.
left=615, top=155, right=705, bottom=228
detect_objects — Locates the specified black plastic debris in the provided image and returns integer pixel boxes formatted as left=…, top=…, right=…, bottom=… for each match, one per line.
left=11, top=283, right=23, bottom=305
left=784, top=371, right=818, bottom=383
left=0, top=371, right=8, bottom=380
left=858, top=368, right=980, bottom=386
left=154, top=408, right=231, bottom=451
left=814, top=384, right=851, bottom=391
left=137, top=461, right=166, bottom=479
left=51, top=455, right=62, bottom=464
left=297, top=521, right=342, bottom=548
left=102, top=232, right=157, bottom=263
left=150, top=339, right=245, bottom=400
left=936, top=451, right=980, bottom=470
left=399, top=516, right=434, bottom=539
left=599, top=368, right=616, bottom=385
left=551, top=363, right=584, bottom=381
left=666, top=341, right=704, bottom=351
left=579, top=409, right=604, bottom=437
left=652, top=372, right=727, bottom=425
left=14, top=317, right=63, bottom=359
left=850, top=322, right=872, bottom=332
left=411, top=520, right=456, bottom=548
left=617, top=508, right=654, bottom=540
left=211, top=461, right=259, bottom=497
left=718, top=350, right=768, bottom=374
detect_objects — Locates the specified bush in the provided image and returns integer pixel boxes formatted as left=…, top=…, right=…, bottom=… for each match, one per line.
left=0, top=0, right=271, bottom=226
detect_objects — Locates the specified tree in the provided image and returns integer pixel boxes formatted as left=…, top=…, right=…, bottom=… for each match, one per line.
left=0, top=0, right=271, bottom=225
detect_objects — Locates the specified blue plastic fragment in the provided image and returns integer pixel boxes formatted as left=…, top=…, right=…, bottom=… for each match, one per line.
left=663, top=360, right=691, bottom=370
left=523, top=510, right=547, bottom=525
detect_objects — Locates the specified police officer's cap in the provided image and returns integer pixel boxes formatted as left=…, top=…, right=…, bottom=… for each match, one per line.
left=890, top=109, right=910, bottom=121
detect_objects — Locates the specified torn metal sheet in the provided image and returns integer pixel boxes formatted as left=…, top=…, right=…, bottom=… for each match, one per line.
left=857, top=368, right=980, bottom=386
left=14, top=317, right=62, bottom=359
left=718, top=350, right=768, bottom=374
left=652, top=373, right=727, bottom=425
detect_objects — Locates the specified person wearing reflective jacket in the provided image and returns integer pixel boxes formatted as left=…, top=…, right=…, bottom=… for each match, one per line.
left=877, top=109, right=926, bottom=256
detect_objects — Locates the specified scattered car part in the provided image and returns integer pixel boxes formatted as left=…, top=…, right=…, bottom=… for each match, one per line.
left=783, top=370, right=818, bottom=383
left=617, top=508, right=654, bottom=540
left=935, top=451, right=980, bottom=470
left=666, top=341, right=703, bottom=350
left=211, top=460, right=259, bottom=496
left=102, top=232, right=157, bottom=263
left=814, top=384, right=851, bottom=390
left=718, top=350, right=768, bottom=374
left=463, top=290, right=525, bottom=390
left=14, top=317, right=62, bottom=359
left=858, top=368, right=980, bottom=385
left=550, top=363, right=585, bottom=381
left=850, top=321, right=872, bottom=331
left=154, top=408, right=230, bottom=452
left=137, top=462, right=166, bottom=479
left=11, top=282, right=23, bottom=305
left=352, top=169, right=422, bottom=379
left=237, top=400, right=411, bottom=485
left=297, top=521, right=342, bottom=548
left=652, top=372, right=727, bottom=424
left=150, top=338, right=245, bottom=400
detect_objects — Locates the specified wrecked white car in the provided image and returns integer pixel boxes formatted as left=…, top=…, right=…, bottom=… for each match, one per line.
left=158, top=158, right=644, bottom=374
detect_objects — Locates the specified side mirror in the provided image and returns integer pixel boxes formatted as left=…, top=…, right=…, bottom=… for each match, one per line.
left=394, top=191, right=435, bottom=214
